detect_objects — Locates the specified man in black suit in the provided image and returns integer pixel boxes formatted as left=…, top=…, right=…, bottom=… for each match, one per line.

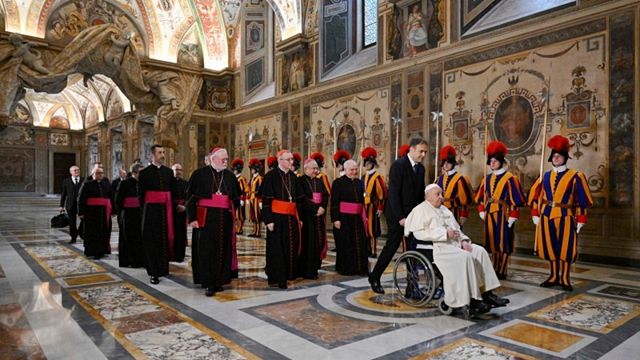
left=60, top=165, right=84, bottom=244
left=369, top=138, right=428, bottom=294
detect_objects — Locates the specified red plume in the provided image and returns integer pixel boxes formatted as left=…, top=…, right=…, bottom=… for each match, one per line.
left=547, top=135, right=570, bottom=152
left=310, top=152, right=324, bottom=162
left=486, top=141, right=508, bottom=157
left=267, top=156, right=277, bottom=167
left=292, top=152, right=302, bottom=162
left=333, top=150, right=351, bottom=163
left=439, top=145, right=457, bottom=161
left=361, top=147, right=378, bottom=160
left=398, top=144, right=410, bottom=157
left=249, top=158, right=261, bottom=168
left=231, top=158, right=244, bottom=168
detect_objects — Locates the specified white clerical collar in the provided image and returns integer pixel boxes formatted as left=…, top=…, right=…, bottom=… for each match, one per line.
left=210, top=165, right=224, bottom=172
left=278, top=166, right=289, bottom=173
left=408, top=154, right=417, bottom=167
left=367, top=169, right=376, bottom=175
left=152, top=162, right=162, bottom=168
left=492, top=167, right=507, bottom=176
left=447, top=169, right=457, bottom=176
left=553, top=165, right=568, bottom=173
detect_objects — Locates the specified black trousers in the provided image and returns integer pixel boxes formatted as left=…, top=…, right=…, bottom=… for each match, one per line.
left=370, top=216, right=403, bottom=281
left=68, top=211, right=78, bottom=241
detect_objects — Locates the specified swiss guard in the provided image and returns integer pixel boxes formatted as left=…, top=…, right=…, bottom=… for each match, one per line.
left=292, top=152, right=303, bottom=177
left=333, top=150, right=351, bottom=177
left=361, top=147, right=386, bottom=258
left=232, top=159, right=249, bottom=235
left=527, top=135, right=593, bottom=291
left=310, top=152, right=332, bottom=195
left=248, top=158, right=264, bottom=237
left=436, top=145, right=474, bottom=226
left=475, top=141, right=526, bottom=279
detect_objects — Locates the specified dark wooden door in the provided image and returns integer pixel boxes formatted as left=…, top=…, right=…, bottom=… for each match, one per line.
left=53, top=153, right=76, bottom=194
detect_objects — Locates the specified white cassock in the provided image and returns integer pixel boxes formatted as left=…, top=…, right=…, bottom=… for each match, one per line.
left=404, top=201, right=501, bottom=308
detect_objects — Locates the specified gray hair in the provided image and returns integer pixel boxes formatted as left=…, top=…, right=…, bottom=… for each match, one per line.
left=343, top=159, right=357, bottom=169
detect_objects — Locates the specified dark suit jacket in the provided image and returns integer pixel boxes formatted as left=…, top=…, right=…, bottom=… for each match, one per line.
left=384, top=155, right=425, bottom=222
left=60, top=176, right=85, bottom=213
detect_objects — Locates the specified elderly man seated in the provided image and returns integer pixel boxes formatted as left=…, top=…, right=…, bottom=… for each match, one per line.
left=404, top=184, right=509, bottom=315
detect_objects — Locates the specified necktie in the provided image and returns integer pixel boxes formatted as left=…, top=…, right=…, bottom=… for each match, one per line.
left=413, top=164, right=418, bottom=174
left=73, top=177, right=77, bottom=185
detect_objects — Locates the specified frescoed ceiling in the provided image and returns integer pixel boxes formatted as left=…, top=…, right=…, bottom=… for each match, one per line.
left=0, top=0, right=303, bottom=71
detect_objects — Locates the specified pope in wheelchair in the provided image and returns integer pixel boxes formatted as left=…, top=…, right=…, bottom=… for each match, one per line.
left=403, top=184, right=509, bottom=315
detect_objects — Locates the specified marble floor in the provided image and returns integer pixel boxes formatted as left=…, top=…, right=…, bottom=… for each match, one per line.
left=1, top=193, right=640, bottom=359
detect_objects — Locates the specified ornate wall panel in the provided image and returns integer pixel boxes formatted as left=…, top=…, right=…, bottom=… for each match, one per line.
left=442, top=34, right=607, bottom=194
left=0, top=148, right=35, bottom=191
left=608, top=12, right=635, bottom=208
left=311, top=88, right=390, bottom=180
left=233, top=114, right=282, bottom=178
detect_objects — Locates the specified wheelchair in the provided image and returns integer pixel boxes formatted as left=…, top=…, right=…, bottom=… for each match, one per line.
left=391, top=235, right=458, bottom=316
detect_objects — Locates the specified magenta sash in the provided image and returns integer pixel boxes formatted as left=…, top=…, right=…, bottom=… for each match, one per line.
left=87, top=197, right=112, bottom=226
left=144, top=191, right=175, bottom=258
left=123, top=197, right=140, bottom=208
left=312, top=192, right=322, bottom=205
left=197, top=194, right=238, bottom=271
left=339, top=201, right=370, bottom=237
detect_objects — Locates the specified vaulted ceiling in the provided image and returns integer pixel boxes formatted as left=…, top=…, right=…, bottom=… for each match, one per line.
left=0, top=0, right=302, bottom=71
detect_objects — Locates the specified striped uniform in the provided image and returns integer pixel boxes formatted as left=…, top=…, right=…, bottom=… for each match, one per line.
left=527, top=169, right=593, bottom=286
left=436, top=171, right=473, bottom=225
left=362, top=170, right=387, bottom=257
left=475, top=170, right=526, bottom=277
left=249, top=174, right=263, bottom=237
left=317, top=172, right=332, bottom=195
left=235, top=174, right=249, bottom=234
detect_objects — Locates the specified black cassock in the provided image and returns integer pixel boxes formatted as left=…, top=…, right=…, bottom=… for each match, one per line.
left=331, top=176, right=369, bottom=276
left=261, top=168, right=304, bottom=286
left=173, top=177, right=189, bottom=262
left=115, top=177, right=144, bottom=268
left=187, top=167, right=241, bottom=289
left=78, top=180, right=112, bottom=258
left=138, top=164, right=177, bottom=277
left=298, top=174, right=329, bottom=279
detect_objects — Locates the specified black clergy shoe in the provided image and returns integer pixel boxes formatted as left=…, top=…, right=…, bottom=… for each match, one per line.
left=482, top=291, right=509, bottom=307
left=561, top=284, right=573, bottom=292
left=69, top=239, right=76, bottom=244
left=497, top=273, right=507, bottom=280
left=368, top=277, right=385, bottom=294
left=205, top=288, right=215, bottom=297
left=540, top=280, right=557, bottom=288
left=278, top=283, right=288, bottom=289
left=150, top=276, right=159, bottom=285
left=470, top=299, right=491, bottom=314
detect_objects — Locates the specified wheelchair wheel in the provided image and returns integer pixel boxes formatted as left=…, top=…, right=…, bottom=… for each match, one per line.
left=392, top=250, right=437, bottom=307
left=438, top=298, right=453, bottom=315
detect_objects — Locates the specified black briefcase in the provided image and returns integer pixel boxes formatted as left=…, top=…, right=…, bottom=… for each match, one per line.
left=51, top=213, right=70, bottom=228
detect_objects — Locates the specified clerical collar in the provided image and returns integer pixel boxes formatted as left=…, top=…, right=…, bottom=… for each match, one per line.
left=278, top=166, right=290, bottom=173
left=152, top=162, right=162, bottom=168
left=407, top=154, right=417, bottom=167
left=553, top=165, right=568, bottom=173
left=492, top=167, right=507, bottom=176
left=447, top=169, right=457, bottom=176
left=210, top=165, right=224, bottom=172
left=367, top=169, right=376, bottom=175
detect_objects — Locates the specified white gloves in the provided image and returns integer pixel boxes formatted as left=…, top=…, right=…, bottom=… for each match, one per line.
left=479, top=212, right=485, bottom=221
left=240, top=200, right=245, bottom=207
left=508, top=217, right=517, bottom=228
left=259, top=202, right=263, bottom=209
left=532, top=216, right=540, bottom=225
left=576, top=223, right=585, bottom=234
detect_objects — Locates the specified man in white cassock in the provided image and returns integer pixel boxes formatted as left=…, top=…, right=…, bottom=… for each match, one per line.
left=404, top=184, right=509, bottom=314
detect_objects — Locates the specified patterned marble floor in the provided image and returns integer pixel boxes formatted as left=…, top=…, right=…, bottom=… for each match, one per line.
left=1, top=193, right=640, bottom=359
